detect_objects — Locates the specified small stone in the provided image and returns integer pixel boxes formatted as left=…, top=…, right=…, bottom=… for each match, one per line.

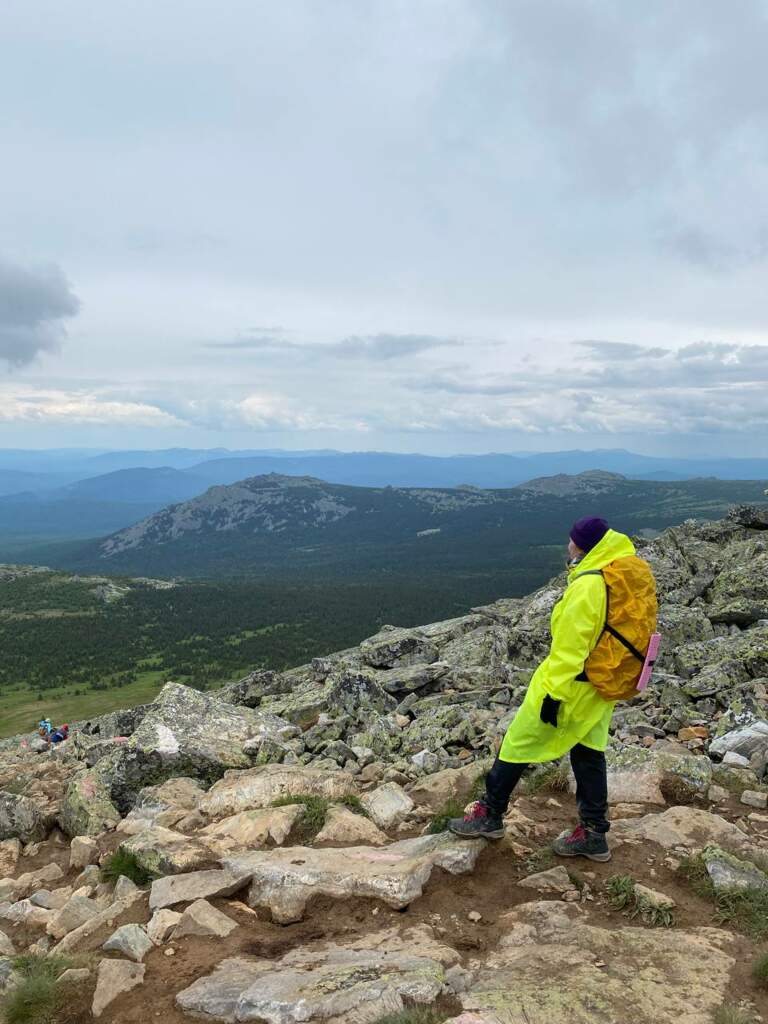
left=69, top=836, right=99, bottom=871
left=467, top=910, right=482, bottom=923
left=634, top=883, right=676, bottom=910
left=147, top=909, right=182, bottom=945
left=47, top=896, right=100, bottom=940
left=92, top=959, right=145, bottom=1018
left=678, top=726, right=709, bottom=742
left=394, top=714, right=410, bottom=729
left=518, top=865, right=573, bottom=894
left=708, top=785, right=730, bottom=804
left=723, top=751, right=751, bottom=768
left=740, top=790, right=768, bottom=809
left=103, top=923, right=154, bottom=962
left=360, top=782, right=415, bottom=829
left=164, top=947, right=176, bottom=957
left=114, top=875, right=141, bottom=901
left=562, top=889, right=581, bottom=902
left=172, top=899, right=237, bottom=939
left=58, top=967, right=91, bottom=985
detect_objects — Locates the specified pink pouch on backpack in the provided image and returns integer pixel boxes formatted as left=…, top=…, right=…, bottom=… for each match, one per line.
left=637, top=632, right=661, bottom=692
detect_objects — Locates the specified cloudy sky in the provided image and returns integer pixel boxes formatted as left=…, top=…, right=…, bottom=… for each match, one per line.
left=1, top=0, right=767, bottom=456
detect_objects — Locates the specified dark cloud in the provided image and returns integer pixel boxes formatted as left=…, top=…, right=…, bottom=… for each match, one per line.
left=0, top=259, right=80, bottom=368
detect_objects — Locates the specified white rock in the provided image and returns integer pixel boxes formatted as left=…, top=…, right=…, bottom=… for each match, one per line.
left=114, top=875, right=141, bottom=901
left=361, top=783, right=415, bottom=829
left=92, top=959, right=145, bottom=1018
left=199, top=765, right=356, bottom=820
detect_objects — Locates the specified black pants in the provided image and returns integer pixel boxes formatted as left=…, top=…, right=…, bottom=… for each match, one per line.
left=483, top=743, right=610, bottom=833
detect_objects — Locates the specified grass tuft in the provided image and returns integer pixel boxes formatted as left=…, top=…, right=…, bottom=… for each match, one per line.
left=100, top=848, right=154, bottom=887
left=606, top=875, right=674, bottom=927
left=338, top=794, right=368, bottom=817
left=606, top=874, right=635, bottom=911
left=372, top=1008, right=444, bottom=1024
left=524, top=847, right=556, bottom=874
left=428, top=800, right=463, bottom=834
left=522, top=761, right=570, bottom=796
left=678, top=853, right=768, bottom=938
left=712, top=1005, right=756, bottom=1024
left=3, top=955, right=74, bottom=1024
left=271, top=795, right=330, bottom=842
left=752, top=953, right=768, bottom=989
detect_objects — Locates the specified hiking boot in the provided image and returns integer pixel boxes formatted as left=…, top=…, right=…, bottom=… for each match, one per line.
left=448, top=801, right=505, bottom=840
left=552, top=824, right=611, bottom=862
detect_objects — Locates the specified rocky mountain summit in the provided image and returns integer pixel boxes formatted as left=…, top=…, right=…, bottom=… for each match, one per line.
left=0, top=505, right=767, bottom=1023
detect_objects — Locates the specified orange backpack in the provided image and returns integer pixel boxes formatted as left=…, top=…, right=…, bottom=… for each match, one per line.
left=576, top=556, right=658, bottom=702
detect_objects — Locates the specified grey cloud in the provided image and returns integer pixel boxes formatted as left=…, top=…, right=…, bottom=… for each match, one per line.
left=0, top=259, right=80, bottom=367
left=207, top=332, right=462, bottom=360
left=576, top=341, right=670, bottom=361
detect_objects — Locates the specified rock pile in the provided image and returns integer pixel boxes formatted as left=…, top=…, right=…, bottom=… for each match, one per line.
left=0, top=507, right=766, bottom=1022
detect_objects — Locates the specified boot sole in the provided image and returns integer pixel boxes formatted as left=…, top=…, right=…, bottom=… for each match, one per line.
left=448, top=826, right=505, bottom=840
left=554, top=848, right=612, bottom=863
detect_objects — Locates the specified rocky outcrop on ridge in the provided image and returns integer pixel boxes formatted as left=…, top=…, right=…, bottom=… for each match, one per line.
left=0, top=507, right=767, bottom=1023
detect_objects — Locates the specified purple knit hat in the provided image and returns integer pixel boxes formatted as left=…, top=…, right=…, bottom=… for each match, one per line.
left=570, top=516, right=609, bottom=553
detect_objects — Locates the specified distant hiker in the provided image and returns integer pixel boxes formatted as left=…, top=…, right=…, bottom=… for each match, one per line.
left=50, top=724, right=69, bottom=744
left=450, top=516, right=658, bottom=862
left=38, top=718, right=53, bottom=737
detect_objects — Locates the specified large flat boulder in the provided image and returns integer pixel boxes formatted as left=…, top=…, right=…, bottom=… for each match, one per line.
left=224, top=832, right=484, bottom=924
left=176, top=924, right=455, bottom=1023
left=198, top=765, right=357, bottom=820
left=460, top=901, right=736, bottom=1024
left=201, top=806, right=303, bottom=852
left=97, top=683, right=295, bottom=811
left=149, top=867, right=252, bottom=911
left=611, top=806, right=762, bottom=861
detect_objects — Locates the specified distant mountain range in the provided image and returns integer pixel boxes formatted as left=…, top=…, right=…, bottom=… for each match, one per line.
left=0, top=447, right=766, bottom=559
left=43, top=470, right=768, bottom=579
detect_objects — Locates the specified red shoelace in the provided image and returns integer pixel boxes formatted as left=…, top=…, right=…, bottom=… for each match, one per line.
left=566, top=824, right=587, bottom=844
left=463, top=802, right=488, bottom=822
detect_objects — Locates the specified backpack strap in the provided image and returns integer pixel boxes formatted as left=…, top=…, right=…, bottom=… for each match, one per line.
left=572, top=568, right=645, bottom=677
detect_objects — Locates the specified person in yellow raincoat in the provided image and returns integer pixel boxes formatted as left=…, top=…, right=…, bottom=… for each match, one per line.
left=450, top=516, right=639, bottom=862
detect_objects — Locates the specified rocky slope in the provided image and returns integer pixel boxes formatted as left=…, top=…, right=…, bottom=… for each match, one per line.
left=0, top=505, right=767, bottom=1023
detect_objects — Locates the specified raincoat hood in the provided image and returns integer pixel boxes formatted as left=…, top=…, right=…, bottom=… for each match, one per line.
left=568, top=529, right=636, bottom=579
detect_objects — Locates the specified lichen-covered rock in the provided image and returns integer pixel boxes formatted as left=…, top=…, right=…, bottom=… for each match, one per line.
left=708, top=552, right=768, bottom=624
left=710, top=720, right=768, bottom=761
left=460, top=900, right=735, bottom=1024
left=198, top=765, right=356, bottom=820
left=176, top=931, right=451, bottom=1023
left=0, top=792, right=54, bottom=843
left=58, top=771, right=121, bottom=838
left=701, top=845, right=768, bottom=892
left=121, top=827, right=217, bottom=876
left=360, top=626, right=440, bottom=669
left=97, top=683, right=296, bottom=812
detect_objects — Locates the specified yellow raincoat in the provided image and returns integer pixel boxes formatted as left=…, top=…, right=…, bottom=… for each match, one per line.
left=499, top=528, right=637, bottom=764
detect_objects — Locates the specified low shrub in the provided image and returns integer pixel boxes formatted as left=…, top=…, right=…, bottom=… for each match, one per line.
left=271, top=795, right=330, bottom=842
left=428, top=800, right=463, bottom=834
left=3, top=955, right=74, bottom=1024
